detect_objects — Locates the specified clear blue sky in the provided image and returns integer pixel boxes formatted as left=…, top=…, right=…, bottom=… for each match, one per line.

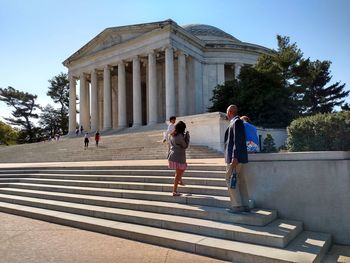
left=1, top=0, right=349, bottom=121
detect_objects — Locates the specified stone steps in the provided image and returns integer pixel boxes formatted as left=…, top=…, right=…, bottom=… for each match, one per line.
left=0, top=128, right=223, bottom=163
left=0, top=193, right=301, bottom=248
left=0, top=167, right=226, bottom=174
left=0, top=165, right=332, bottom=262
left=0, top=187, right=276, bottom=226
left=10, top=178, right=229, bottom=196
left=4, top=173, right=227, bottom=186
left=0, top=201, right=331, bottom=262
left=0, top=182, right=232, bottom=208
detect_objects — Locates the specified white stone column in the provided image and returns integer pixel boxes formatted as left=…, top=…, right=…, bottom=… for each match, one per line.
left=234, top=63, right=242, bottom=79
left=165, top=47, right=175, bottom=120
left=118, top=62, right=127, bottom=128
left=79, top=73, right=87, bottom=131
left=103, top=66, right=112, bottom=130
left=68, top=75, right=76, bottom=134
left=194, top=59, right=203, bottom=114
left=85, top=79, right=90, bottom=131
left=148, top=51, right=157, bottom=124
left=133, top=56, right=142, bottom=127
left=217, top=64, right=225, bottom=85
left=178, top=51, right=187, bottom=116
left=90, top=69, right=98, bottom=132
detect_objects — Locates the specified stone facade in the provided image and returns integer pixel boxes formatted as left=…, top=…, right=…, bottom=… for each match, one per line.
left=63, top=19, right=270, bottom=134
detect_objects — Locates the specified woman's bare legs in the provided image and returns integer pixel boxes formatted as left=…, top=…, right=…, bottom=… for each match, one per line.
left=173, top=168, right=184, bottom=195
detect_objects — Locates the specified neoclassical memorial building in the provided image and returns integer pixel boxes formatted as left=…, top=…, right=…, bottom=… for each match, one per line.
left=64, top=19, right=269, bottom=134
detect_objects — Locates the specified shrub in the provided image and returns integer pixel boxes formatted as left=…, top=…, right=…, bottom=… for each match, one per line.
left=262, top=134, right=277, bottom=153
left=287, top=111, right=350, bottom=151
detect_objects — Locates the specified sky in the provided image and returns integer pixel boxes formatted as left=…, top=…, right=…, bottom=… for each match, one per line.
left=1, top=0, right=349, bottom=122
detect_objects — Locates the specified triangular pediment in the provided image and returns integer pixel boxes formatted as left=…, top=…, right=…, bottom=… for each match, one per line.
left=64, top=20, right=174, bottom=65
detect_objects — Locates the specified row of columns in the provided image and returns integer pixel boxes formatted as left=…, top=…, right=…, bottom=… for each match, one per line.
left=68, top=48, right=244, bottom=134
left=68, top=47, right=186, bottom=134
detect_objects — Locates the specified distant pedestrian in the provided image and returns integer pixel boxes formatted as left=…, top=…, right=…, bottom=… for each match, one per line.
left=84, top=132, right=89, bottom=149
left=80, top=125, right=84, bottom=135
left=167, top=121, right=190, bottom=196
left=95, top=131, right=100, bottom=147
left=75, top=128, right=79, bottom=136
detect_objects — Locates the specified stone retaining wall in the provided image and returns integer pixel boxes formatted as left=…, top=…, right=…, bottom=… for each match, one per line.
left=245, top=151, right=350, bottom=245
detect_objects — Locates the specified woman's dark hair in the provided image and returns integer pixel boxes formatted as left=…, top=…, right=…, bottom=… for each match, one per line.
left=173, top=121, right=186, bottom=136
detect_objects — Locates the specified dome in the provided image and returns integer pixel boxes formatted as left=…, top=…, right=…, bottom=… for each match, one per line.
left=182, top=24, right=241, bottom=43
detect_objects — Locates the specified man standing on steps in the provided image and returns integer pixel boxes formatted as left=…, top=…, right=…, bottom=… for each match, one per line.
left=224, top=105, right=250, bottom=213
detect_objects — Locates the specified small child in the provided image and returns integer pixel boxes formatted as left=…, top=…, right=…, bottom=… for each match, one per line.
left=163, top=116, right=176, bottom=155
left=84, top=132, right=89, bottom=149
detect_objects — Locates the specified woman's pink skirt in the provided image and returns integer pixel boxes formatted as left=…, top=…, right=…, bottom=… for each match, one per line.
left=168, top=161, right=187, bottom=170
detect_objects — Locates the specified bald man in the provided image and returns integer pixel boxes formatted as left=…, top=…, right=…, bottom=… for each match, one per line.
left=224, top=105, right=249, bottom=213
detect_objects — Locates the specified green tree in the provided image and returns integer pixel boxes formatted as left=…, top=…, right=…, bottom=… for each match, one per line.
left=209, top=35, right=349, bottom=127
left=209, top=66, right=294, bottom=127
left=341, top=103, right=350, bottom=111
left=208, top=80, right=236, bottom=112
left=236, top=66, right=294, bottom=127
left=39, top=104, right=62, bottom=137
left=287, top=111, right=350, bottom=151
left=47, top=72, right=69, bottom=134
left=0, top=87, right=40, bottom=143
left=0, top=121, right=18, bottom=145
left=262, top=134, right=277, bottom=153
left=300, top=60, right=349, bottom=115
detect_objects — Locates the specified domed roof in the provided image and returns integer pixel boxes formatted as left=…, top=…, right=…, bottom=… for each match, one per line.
left=182, top=24, right=240, bottom=43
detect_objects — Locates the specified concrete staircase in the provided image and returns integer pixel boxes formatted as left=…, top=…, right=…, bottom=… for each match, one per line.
left=0, top=165, right=331, bottom=262
left=0, top=124, right=222, bottom=163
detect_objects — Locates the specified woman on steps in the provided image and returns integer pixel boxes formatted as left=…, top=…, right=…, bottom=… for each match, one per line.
left=167, top=121, right=190, bottom=196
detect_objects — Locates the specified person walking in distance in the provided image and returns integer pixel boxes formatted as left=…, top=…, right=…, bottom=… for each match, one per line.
left=163, top=116, right=176, bottom=155
left=167, top=121, right=190, bottom=196
left=95, top=131, right=100, bottom=147
left=224, top=105, right=250, bottom=212
left=84, top=132, right=89, bottom=149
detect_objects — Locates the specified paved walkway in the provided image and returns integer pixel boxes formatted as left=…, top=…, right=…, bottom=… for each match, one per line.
left=0, top=212, right=228, bottom=263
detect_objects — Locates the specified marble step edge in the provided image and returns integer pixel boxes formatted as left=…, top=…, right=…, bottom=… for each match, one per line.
left=0, top=187, right=276, bottom=226
left=0, top=174, right=226, bottom=186
left=0, top=182, right=232, bottom=208
left=0, top=193, right=301, bottom=248
left=0, top=170, right=226, bottom=179
left=0, top=201, right=332, bottom=263
left=12, top=179, right=229, bottom=196
left=0, top=165, right=226, bottom=172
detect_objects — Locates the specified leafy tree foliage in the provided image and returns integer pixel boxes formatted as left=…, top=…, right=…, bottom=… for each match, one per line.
left=46, top=72, right=69, bottom=134
left=0, top=121, right=18, bottom=145
left=209, top=66, right=295, bottom=127
left=341, top=103, right=350, bottom=111
left=209, top=35, right=349, bottom=127
left=299, top=60, right=349, bottom=114
left=262, top=134, right=277, bottom=153
left=47, top=72, right=69, bottom=110
left=287, top=111, right=350, bottom=151
left=39, top=104, right=62, bottom=137
left=208, top=80, right=236, bottom=113
left=0, top=87, right=40, bottom=143
left=236, top=66, right=295, bottom=127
